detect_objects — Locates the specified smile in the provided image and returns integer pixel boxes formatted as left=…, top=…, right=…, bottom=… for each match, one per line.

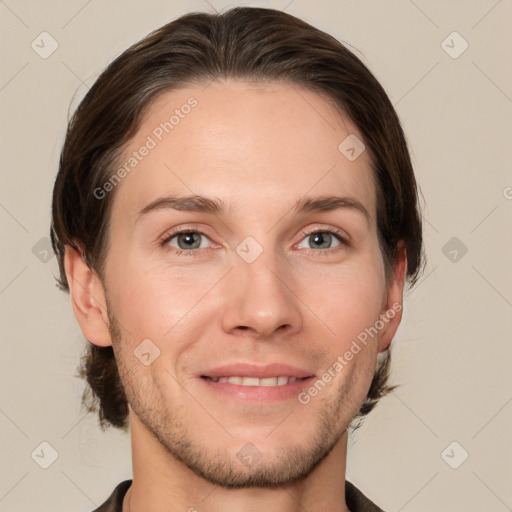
left=202, top=376, right=308, bottom=386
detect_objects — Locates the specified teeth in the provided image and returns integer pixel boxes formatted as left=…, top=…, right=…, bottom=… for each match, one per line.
left=241, top=377, right=260, bottom=386
left=206, top=376, right=304, bottom=386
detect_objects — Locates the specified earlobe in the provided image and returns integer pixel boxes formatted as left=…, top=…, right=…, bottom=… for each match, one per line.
left=378, top=243, right=408, bottom=352
left=63, top=245, right=113, bottom=347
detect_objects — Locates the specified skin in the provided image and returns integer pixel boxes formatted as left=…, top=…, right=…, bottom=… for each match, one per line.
left=64, top=80, right=407, bottom=512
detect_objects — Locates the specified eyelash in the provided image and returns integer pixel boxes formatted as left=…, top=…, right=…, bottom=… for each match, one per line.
left=159, top=226, right=350, bottom=258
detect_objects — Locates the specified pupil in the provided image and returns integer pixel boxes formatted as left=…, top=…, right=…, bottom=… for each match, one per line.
left=311, top=232, right=330, bottom=249
left=179, top=232, right=200, bottom=249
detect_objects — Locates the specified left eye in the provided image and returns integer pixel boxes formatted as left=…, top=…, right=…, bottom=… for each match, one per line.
left=166, top=231, right=211, bottom=250
left=297, top=231, right=343, bottom=250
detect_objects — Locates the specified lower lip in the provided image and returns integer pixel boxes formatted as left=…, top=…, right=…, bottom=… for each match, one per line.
left=199, top=376, right=316, bottom=402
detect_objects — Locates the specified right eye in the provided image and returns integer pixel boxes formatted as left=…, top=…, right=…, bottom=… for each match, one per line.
left=160, top=229, right=216, bottom=256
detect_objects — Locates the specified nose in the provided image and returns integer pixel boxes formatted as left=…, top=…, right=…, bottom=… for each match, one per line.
left=220, top=251, right=303, bottom=339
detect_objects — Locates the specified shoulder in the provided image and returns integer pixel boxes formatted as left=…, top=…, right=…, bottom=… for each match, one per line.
left=345, top=480, right=386, bottom=512
left=90, top=480, right=132, bottom=512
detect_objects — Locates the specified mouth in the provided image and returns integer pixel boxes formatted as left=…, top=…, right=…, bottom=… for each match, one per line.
left=198, top=363, right=316, bottom=402
left=201, top=375, right=309, bottom=386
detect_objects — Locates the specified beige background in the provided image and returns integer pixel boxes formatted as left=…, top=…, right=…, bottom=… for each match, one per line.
left=1, top=0, right=511, bottom=511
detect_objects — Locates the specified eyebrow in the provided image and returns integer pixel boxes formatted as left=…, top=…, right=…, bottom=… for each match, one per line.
left=295, top=195, right=370, bottom=224
left=135, top=194, right=370, bottom=224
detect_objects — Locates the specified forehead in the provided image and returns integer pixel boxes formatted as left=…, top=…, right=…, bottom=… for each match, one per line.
left=110, top=79, right=376, bottom=226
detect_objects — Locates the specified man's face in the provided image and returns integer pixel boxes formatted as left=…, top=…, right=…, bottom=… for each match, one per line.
left=101, top=80, right=395, bottom=487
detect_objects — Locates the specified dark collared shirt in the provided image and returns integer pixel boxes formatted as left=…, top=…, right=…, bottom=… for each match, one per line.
left=91, top=479, right=385, bottom=511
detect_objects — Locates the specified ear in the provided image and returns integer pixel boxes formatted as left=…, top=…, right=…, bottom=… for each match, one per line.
left=378, top=242, right=408, bottom=353
left=63, top=245, right=112, bottom=347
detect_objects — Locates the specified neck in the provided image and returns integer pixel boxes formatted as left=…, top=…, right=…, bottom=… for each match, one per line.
left=123, top=411, right=351, bottom=512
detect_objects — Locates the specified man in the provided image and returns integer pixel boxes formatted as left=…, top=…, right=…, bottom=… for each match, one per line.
left=51, top=6, right=424, bottom=512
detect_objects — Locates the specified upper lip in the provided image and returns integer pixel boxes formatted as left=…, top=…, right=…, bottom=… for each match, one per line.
left=200, top=363, right=315, bottom=379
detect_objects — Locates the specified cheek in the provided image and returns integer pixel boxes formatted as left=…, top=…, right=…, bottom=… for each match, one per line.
left=110, top=258, right=223, bottom=344
left=297, top=255, right=386, bottom=339
left=107, top=234, right=386, bottom=352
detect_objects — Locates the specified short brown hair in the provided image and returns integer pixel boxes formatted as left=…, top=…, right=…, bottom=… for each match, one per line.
left=51, top=6, right=424, bottom=431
